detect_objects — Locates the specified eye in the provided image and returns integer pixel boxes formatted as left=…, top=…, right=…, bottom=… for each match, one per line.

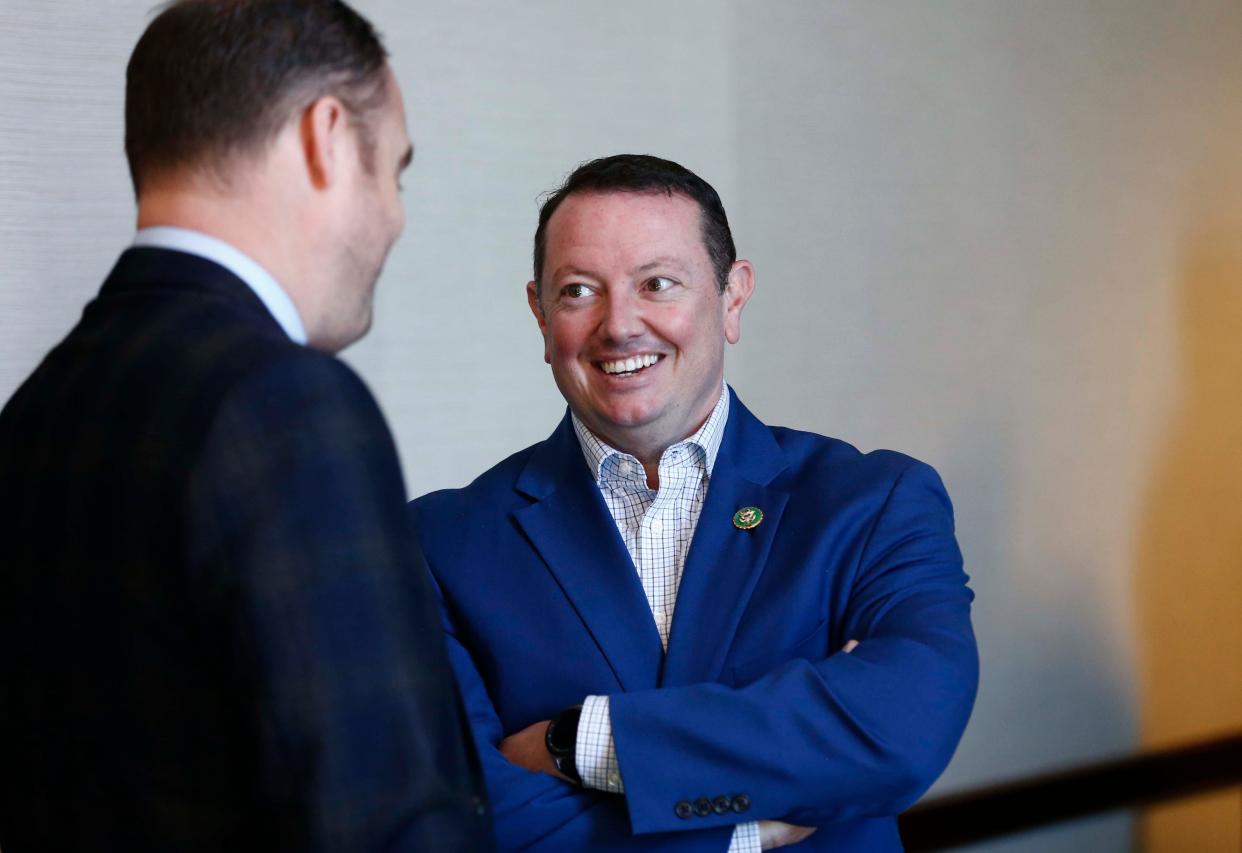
left=645, top=276, right=676, bottom=292
left=561, top=283, right=591, bottom=299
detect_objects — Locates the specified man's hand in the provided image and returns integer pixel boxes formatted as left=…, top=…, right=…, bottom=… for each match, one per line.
left=758, top=820, right=817, bottom=849
left=499, top=719, right=574, bottom=782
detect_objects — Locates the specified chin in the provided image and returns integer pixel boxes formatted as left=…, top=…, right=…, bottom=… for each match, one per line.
left=596, top=401, right=665, bottom=433
left=356, top=307, right=374, bottom=339
left=312, top=312, right=372, bottom=354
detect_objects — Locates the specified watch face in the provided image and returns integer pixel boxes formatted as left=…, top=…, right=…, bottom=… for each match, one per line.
left=549, top=719, right=573, bottom=754
left=546, top=705, right=583, bottom=762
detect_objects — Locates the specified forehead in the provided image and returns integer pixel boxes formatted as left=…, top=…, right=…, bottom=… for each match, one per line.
left=544, top=191, right=708, bottom=271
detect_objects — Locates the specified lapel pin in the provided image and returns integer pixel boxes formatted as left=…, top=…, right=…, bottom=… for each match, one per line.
left=732, top=506, right=763, bottom=530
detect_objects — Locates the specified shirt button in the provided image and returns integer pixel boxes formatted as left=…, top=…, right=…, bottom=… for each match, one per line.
left=608, top=771, right=621, bottom=788
left=618, top=461, right=631, bottom=475
left=650, top=519, right=664, bottom=534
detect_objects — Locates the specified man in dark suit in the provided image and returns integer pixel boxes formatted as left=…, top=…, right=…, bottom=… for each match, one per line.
left=410, top=155, right=978, bottom=851
left=0, top=2, right=492, bottom=850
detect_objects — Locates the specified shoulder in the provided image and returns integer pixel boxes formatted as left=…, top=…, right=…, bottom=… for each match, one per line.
left=223, top=345, right=381, bottom=418
left=198, top=344, right=397, bottom=480
left=410, top=441, right=540, bottom=525
left=762, top=422, right=950, bottom=506
left=189, top=348, right=407, bottom=527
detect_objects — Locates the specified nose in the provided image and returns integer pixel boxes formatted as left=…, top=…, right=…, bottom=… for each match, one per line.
left=599, top=288, right=644, bottom=344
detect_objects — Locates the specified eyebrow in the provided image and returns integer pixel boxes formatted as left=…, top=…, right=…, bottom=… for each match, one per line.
left=630, top=257, right=691, bottom=276
left=549, top=257, right=692, bottom=283
left=549, top=265, right=600, bottom=283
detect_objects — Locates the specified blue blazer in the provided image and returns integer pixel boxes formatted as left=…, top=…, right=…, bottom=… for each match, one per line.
left=0, top=248, right=492, bottom=851
left=410, top=390, right=978, bottom=851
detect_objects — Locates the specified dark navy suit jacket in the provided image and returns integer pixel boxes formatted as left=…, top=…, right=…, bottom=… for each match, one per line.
left=0, top=248, right=493, bottom=851
left=410, top=390, right=978, bottom=851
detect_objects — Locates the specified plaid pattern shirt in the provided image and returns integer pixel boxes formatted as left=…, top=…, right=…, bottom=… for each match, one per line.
left=570, top=385, right=761, bottom=852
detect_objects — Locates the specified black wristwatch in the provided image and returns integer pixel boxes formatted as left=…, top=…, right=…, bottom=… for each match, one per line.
left=545, top=704, right=583, bottom=785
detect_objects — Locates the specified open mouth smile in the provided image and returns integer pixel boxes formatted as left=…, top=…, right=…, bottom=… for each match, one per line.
left=596, top=353, right=663, bottom=377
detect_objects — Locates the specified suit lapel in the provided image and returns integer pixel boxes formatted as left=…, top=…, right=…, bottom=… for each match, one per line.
left=662, top=393, right=790, bottom=687
left=512, top=415, right=664, bottom=692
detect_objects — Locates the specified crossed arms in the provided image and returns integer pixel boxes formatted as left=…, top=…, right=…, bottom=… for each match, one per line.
left=423, top=458, right=978, bottom=851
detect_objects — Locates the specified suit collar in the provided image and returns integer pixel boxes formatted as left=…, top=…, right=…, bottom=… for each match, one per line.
left=513, top=390, right=791, bottom=689
left=99, top=247, right=290, bottom=342
left=661, top=391, right=790, bottom=685
left=132, top=227, right=306, bottom=344
left=512, top=413, right=665, bottom=690
left=515, top=410, right=592, bottom=501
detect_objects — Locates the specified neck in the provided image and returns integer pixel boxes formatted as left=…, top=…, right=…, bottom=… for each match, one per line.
left=138, top=186, right=284, bottom=276
left=136, top=182, right=319, bottom=341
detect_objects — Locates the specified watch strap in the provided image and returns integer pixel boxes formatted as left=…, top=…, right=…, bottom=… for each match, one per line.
left=545, top=704, right=583, bottom=785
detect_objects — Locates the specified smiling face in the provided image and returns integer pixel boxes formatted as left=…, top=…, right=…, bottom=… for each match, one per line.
left=528, top=190, right=754, bottom=461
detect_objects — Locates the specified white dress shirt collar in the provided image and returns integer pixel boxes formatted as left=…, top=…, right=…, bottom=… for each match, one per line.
left=132, top=226, right=307, bottom=345
left=572, top=381, right=731, bottom=485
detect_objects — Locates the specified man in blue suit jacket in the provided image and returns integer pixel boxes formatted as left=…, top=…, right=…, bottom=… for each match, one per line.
left=410, top=155, right=978, bottom=851
left=0, top=2, right=490, bottom=850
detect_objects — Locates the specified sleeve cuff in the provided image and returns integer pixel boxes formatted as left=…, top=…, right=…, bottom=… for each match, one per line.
left=576, top=694, right=624, bottom=793
left=728, top=821, right=761, bottom=853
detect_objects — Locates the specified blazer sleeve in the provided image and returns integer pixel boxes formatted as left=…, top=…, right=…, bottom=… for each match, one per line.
left=422, top=544, right=734, bottom=853
left=608, top=459, right=979, bottom=835
left=184, top=352, right=490, bottom=852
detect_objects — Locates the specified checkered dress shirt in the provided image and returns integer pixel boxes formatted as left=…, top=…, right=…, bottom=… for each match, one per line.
left=570, top=385, right=761, bottom=852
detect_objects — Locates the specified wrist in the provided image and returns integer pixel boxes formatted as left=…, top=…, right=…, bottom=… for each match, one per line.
left=544, top=704, right=583, bottom=784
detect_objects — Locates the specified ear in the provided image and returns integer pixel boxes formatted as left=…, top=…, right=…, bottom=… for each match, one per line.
left=526, top=281, right=552, bottom=364
left=300, top=95, right=349, bottom=190
left=722, top=259, right=755, bottom=344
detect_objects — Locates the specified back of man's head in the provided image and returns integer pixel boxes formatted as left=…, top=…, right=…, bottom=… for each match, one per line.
left=125, top=0, right=388, bottom=196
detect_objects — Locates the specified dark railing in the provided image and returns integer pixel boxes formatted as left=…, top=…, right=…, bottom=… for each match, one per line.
left=898, top=731, right=1242, bottom=851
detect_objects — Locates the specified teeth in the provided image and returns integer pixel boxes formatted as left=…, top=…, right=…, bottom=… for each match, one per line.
left=601, top=354, right=659, bottom=375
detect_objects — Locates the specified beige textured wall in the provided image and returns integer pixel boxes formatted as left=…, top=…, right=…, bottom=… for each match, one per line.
left=3, top=3, right=1240, bottom=851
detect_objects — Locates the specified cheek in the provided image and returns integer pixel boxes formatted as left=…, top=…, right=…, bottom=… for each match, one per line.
left=653, top=312, right=707, bottom=356
left=547, top=328, right=578, bottom=361
left=546, top=319, right=592, bottom=365
left=548, top=314, right=591, bottom=350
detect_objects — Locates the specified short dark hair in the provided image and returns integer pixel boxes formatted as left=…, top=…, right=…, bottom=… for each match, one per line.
left=532, top=154, right=737, bottom=298
left=125, top=0, right=389, bottom=195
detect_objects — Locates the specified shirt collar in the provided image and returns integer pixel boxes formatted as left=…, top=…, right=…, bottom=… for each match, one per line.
left=572, top=382, right=730, bottom=485
left=132, top=226, right=307, bottom=345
